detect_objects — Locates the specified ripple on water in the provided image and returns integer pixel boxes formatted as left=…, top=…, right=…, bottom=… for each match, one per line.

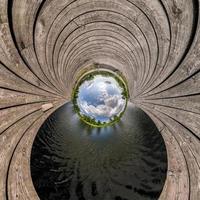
left=31, top=102, right=167, bottom=200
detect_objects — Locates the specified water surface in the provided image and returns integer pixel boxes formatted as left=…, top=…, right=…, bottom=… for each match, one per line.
left=31, top=102, right=167, bottom=200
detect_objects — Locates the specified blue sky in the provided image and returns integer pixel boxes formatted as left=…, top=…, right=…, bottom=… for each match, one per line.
left=77, top=75, right=126, bottom=122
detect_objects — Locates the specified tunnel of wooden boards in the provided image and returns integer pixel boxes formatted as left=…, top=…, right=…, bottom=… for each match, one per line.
left=0, top=0, right=200, bottom=199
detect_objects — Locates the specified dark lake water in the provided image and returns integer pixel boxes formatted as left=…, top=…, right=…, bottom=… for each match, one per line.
left=31, top=102, right=167, bottom=200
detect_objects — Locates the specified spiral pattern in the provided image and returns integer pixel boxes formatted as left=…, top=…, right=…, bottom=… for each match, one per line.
left=0, top=0, right=200, bottom=199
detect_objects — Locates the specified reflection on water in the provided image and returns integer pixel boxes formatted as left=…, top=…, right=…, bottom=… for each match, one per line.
left=31, top=102, right=167, bottom=200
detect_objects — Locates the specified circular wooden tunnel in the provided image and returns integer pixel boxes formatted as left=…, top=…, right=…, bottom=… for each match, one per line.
left=0, top=0, right=200, bottom=199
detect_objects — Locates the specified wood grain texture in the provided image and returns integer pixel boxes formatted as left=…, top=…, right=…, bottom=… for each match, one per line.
left=0, top=0, right=199, bottom=199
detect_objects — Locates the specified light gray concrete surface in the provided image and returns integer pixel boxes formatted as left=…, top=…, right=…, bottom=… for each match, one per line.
left=0, top=0, right=199, bottom=199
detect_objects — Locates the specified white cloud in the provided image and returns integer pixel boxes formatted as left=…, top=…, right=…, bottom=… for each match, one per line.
left=78, top=94, right=125, bottom=119
left=77, top=75, right=126, bottom=120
